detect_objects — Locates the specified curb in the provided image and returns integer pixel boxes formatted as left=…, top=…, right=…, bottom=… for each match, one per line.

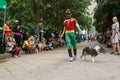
left=0, top=53, right=11, bottom=59
left=0, top=51, right=25, bottom=60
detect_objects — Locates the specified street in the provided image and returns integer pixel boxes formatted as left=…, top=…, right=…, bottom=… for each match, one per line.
left=0, top=41, right=120, bottom=80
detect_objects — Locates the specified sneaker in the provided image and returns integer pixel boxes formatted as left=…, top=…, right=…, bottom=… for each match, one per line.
left=14, top=55, right=18, bottom=58
left=69, top=57, right=73, bottom=62
left=17, top=55, right=21, bottom=57
left=73, top=55, right=76, bottom=60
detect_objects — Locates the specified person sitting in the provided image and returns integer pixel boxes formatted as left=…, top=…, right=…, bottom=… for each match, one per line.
left=7, top=37, right=20, bottom=57
left=47, top=41, right=54, bottom=50
left=22, top=36, right=36, bottom=54
left=34, top=37, right=40, bottom=53
left=29, top=36, right=36, bottom=53
left=22, top=38, right=30, bottom=54
left=38, top=38, right=47, bottom=51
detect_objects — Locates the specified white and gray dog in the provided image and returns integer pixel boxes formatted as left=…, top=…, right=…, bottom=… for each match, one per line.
left=80, top=45, right=106, bottom=62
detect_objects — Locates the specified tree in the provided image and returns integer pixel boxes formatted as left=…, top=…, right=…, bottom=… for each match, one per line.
left=94, top=0, right=120, bottom=32
left=43, top=0, right=92, bottom=30
left=26, top=0, right=43, bottom=37
left=0, top=0, right=92, bottom=34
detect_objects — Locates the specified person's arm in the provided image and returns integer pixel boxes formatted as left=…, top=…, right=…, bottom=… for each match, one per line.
left=61, top=20, right=66, bottom=38
left=61, top=27, right=65, bottom=38
left=75, top=20, right=82, bottom=32
left=22, top=41, right=26, bottom=48
left=12, top=40, right=17, bottom=46
left=112, top=23, right=119, bottom=38
left=7, top=42, right=12, bottom=47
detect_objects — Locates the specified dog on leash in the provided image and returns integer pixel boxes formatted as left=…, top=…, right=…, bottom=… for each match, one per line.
left=80, top=45, right=106, bottom=62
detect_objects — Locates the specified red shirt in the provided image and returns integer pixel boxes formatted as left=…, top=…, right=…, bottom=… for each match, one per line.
left=64, top=18, right=76, bottom=30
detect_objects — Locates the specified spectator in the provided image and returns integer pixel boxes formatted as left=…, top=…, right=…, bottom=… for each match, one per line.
left=38, top=38, right=47, bottom=51
left=33, top=26, right=38, bottom=37
left=29, top=36, right=36, bottom=53
left=7, top=37, right=20, bottom=57
left=21, top=31, right=29, bottom=42
left=22, top=37, right=35, bottom=54
left=34, top=37, right=39, bottom=53
left=3, top=21, right=11, bottom=41
left=22, top=38, right=31, bottom=54
left=12, top=20, right=21, bottom=47
left=111, top=16, right=120, bottom=55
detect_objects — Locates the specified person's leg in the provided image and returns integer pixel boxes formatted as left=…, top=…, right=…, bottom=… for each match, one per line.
left=27, top=47, right=30, bottom=53
left=14, top=35, right=18, bottom=45
left=10, top=49, right=17, bottom=57
left=32, top=45, right=36, bottom=54
left=68, top=49, right=72, bottom=57
left=17, top=37, right=21, bottom=47
left=65, top=33, right=73, bottom=62
left=65, top=33, right=72, bottom=57
left=70, top=33, right=77, bottom=60
left=70, top=33, right=77, bottom=55
left=14, top=35, right=21, bottom=47
left=16, top=48, right=20, bottom=56
left=112, top=43, right=116, bottom=54
left=116, top=42, right=120, bottom=55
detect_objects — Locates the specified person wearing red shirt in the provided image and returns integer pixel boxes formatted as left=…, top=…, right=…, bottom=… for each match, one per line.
left=61, top=9, right=82, bottom=62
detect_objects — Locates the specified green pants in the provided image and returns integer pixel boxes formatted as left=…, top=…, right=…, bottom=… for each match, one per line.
left=65, top=32, right=77, bottom=49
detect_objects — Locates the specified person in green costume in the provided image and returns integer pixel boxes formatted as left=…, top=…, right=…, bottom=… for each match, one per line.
left=61, top=9, right=82, bottom=62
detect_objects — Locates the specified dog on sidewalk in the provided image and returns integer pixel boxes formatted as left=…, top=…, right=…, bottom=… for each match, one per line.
left=80, top=45, right=106, bottom=62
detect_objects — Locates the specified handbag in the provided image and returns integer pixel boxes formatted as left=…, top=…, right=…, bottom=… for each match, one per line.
left=14, top=32, right=21, bottom=36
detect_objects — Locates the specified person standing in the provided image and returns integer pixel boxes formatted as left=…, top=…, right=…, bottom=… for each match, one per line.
left=3, top=21, right=11, bottom=41
left=61, top=9, right=82, bottom=62
left=12, top=20, right=21, bottom=47
left=111, top=16, right=120, bottom=55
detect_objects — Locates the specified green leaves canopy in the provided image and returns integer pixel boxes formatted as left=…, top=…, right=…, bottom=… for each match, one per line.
left=0, top=0, right=92, bottom=33
left=94, top=0, right=120, bottom=32
left=43, top=0, right=92, bottom=30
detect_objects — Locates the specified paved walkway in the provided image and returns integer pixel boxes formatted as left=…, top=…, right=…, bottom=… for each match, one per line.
left=0, top=41, right=120, bottom=80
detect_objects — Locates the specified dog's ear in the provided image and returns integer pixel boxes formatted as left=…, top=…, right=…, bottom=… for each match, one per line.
left=100, top=47, right=106, bottom=53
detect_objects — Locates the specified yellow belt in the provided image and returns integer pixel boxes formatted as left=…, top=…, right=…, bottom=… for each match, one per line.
left=65, top=30, right=75, bottom=33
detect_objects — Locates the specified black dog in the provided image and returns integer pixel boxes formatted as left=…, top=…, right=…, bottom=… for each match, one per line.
left=80, top=46, right=106, bottom=62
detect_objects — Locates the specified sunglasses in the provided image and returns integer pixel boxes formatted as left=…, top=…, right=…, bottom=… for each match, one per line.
left=66, top=13, right=71, bottom=15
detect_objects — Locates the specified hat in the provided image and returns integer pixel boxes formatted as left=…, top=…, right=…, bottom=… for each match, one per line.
left=15, top=20, right=19, bottom=22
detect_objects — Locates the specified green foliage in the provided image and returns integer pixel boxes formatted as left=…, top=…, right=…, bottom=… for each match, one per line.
left=43, top=0, right=92, bottom=30
left=94, top=0, right=120, bottom=32
left=0, top=0, right=92, bottom=33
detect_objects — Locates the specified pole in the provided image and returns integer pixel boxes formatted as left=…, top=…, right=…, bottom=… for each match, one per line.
left=1, top=9, right=6, bottom=54
left=2, top=9, right=6, bottom=43
left=4, top=9, right=6, bottom=24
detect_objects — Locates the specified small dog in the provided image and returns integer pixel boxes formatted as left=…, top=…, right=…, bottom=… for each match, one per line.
left=80, top=45, right=106, bottom=62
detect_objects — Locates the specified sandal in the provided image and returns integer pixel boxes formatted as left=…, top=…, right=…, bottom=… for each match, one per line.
left=110, top=52, right=115, bottom=54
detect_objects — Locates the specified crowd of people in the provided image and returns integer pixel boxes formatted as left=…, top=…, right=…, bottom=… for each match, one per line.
left=3, top=20, right=65, bottom=57
left=2, top=10, right=120, bottom=62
